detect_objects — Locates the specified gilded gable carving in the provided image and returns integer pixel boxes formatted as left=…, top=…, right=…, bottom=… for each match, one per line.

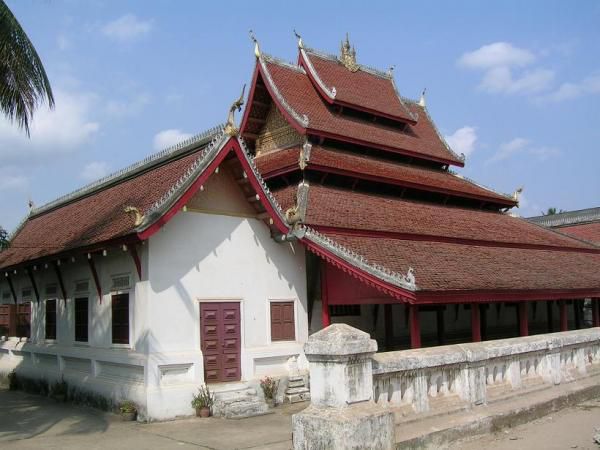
left=255, top=105, right=303, bottom=155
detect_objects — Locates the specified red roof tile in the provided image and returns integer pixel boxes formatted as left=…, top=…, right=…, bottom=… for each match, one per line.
left=0, top=149, right=204, bottom=269
left=263, top=59, right=464, bottom=166
left=321, top=233, right=600, bottom=292
left=273, top=185, right=595, bottom=250
left=556, top=222, right=600, bottom=245
left=255, top=146, right=515, bottom=206
left=300, top=50, right=415, bottom=123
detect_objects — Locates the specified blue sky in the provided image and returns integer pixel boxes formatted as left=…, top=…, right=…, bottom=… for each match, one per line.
left=1, top=0, right=599, bottom=231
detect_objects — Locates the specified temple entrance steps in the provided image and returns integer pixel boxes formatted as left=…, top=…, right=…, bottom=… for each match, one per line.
left=210, top=383, right=270, bottom=419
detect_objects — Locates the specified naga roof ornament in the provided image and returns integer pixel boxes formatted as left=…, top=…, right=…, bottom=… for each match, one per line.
left=418, top=88, right=427, bottom=108
left=294, top=29, right=303, bottom=49
left=340, top=33, right=359, bottom=72
left=225, top=84, right=246, bottom=137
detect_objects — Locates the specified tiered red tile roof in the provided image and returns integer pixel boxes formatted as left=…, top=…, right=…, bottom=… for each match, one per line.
left=243, top=38, right=600, bottom=300
left=558, top=223, right=600, bottom=244
left=255, top=145, right=515, bottom=206
left=299, top=48, right=416, bottom=123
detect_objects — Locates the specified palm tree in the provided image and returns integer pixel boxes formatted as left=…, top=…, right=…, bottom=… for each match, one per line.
left=0, top=0, right=54, bottom=136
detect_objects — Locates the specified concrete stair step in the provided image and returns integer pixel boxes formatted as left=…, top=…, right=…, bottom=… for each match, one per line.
left=286, top=386, right=310, bottom=394
left=222, top=400, right=270, bottom=419
left=287, top=380, right=306, bottom=388
left=286, top=392, right=311, bottom=403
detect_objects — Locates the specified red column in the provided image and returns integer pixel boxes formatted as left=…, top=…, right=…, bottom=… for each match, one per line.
left=518, top=302, right=529, bottom=336
left=471, top=303, right=481, bottom=342
left=409, top=305, right=421, bottom=349
left=546, top=301, right=554, bottom=333
left=559, top=300, right=568, bottom=331
left=592, top=298, right=600, bottom=328
left=320, top=264, right=330, bottom=328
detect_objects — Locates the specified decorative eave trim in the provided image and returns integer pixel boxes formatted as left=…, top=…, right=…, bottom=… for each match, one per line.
left=303, top=227, right=417, bottom=291
left=137, top=130, right=229, bottom=230
left=30, top=125, right=224, bottom=217
left=448, top=171, right=516, bottom=204
left=136, top=135, right=290, bottom=238
left=299, top=48, right=337, bottom=100
left=409, top=100, right=466, bottom=167
left=259, top=54, right=310, bottom=129
left=388, top=77, right=419, bottom=123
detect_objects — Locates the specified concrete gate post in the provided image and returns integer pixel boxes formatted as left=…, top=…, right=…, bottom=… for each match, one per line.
left=292, top=324, right=395, bottom=450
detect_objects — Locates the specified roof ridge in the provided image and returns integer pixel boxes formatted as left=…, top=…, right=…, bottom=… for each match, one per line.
left=262, top=53, right=305, bottom=73
left=528, top=207, right=600, bottom=227
left=416, top=104, right=466, bottom=165
left=304, top=47, right=392, bottom=80
left=30, top=124, right=224, bottom=217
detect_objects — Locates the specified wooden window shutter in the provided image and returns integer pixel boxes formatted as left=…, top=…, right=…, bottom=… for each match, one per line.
left=270, top=301, right=295, bottom=341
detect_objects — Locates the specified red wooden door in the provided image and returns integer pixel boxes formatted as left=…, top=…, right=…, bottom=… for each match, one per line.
left=200, top=302, right=241, bottom=383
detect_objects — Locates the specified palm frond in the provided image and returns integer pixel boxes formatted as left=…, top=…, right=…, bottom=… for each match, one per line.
left=0, top=0, right=54, bottom=136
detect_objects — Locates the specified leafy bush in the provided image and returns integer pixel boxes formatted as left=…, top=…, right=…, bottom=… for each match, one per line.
left=119, top=400, right=137, bottom=414
left=191, top=384, right=215, bottom=409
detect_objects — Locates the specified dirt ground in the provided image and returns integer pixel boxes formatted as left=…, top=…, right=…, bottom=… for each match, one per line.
left=451, top=397, right=600, bottom=450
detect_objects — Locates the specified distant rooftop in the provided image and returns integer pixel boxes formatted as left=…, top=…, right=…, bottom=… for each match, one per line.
left=528, top=207, right=600, bottom=228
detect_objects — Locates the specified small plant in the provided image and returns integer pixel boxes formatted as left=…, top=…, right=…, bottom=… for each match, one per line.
left=260, top=376, right=279, bottom=402
left=50, top=377, right=68, bottom=401
left=119, top=400, right=137, bottom=414
left=191, top=384, right=215, bottom=417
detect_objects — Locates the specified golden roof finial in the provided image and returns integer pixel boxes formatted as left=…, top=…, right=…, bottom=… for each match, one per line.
left=224, top=84, right=246, bottom=137
left=340, top=33, right=359, bottom=72
left=293, top=29, right=303, bottom=49
left=249, top=30, right=260, bottom=58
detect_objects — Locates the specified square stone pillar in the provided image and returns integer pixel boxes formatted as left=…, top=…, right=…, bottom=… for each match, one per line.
left=292, top=324, right=394, bottom=450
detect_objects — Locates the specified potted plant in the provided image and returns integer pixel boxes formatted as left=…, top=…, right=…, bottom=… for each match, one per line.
left=260, top=376, right=279, bottom=408
left=191, top=384, right=214, bottom=417
left=118, top=400, right=138, bottom=421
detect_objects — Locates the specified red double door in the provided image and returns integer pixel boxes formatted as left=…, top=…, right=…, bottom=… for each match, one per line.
left=200, top=302, right=241, bottom=383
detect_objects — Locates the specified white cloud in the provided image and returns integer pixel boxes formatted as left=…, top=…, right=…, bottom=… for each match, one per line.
left=105, top=93, right=151, bottom=118
left=459, top=42, right=555, bottom=96
left=153, top=129, right=193, bottom=151
left=487, top=137, right=560, bottom=164
left=0, top=88, right=100, bottom=165
left=542, top=73, right=600, bottom=102
left=479, top=67, right=554, bottom=94
left=81, top=161, right=110, bottom=181
left=0, top=168, right=28, bottom=192
left=101, top=14, right=153, bottom=42
left=445, top=126, right=477, bottom=157
left=458, top=42, right=535, bottom=69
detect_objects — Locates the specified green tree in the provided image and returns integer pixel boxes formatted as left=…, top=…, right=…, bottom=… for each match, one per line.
left=0, top=0, right=54, bottom=135
left=0, top=226, right=8, bottom=250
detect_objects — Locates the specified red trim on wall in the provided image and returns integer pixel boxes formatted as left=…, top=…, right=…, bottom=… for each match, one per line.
left=311, top=225, right=600, bottom=254
left=320, top=262, right=331, bottom=327
left=239, top=64, right=261, bottom=137
left=302, top=237, right=416, bottom=304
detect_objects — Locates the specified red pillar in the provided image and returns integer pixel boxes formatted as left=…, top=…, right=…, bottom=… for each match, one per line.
left=518, top=302, right=529, bottom=337
left=471, top=303, right=481, bottom=342
left=409, top=305, right=421, bottom=349
left=559, top=300, right=568, bottom=331
left=320, top=264, right=330, bottom=328
left=592, top=298, right=600, bottom=328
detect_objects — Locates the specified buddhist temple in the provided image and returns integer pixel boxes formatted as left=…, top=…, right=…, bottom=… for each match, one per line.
left=0, top=34, right=599, bottom=419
